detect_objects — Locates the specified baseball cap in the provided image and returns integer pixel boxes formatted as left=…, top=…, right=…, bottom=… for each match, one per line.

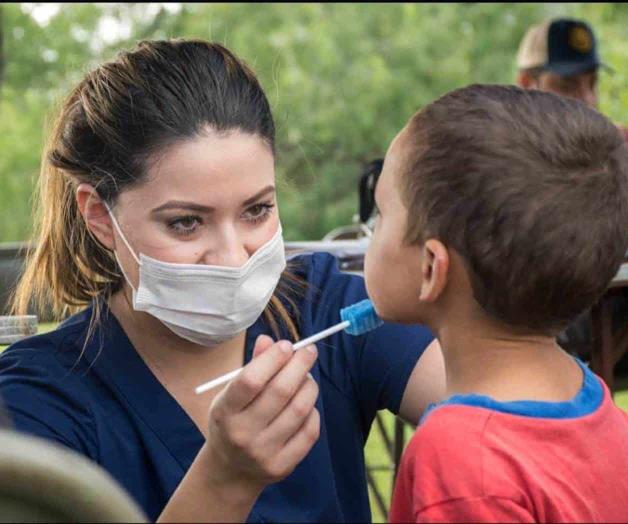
left=516, top=18, right=613, bottom=76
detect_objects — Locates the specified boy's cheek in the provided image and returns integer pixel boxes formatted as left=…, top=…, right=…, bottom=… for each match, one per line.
left=364, top=244, right=404, bottom=322
left=364, top=244, right=387, bottom=313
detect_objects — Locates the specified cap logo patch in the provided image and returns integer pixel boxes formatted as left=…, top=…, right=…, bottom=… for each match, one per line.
left=568, top=26, right=593, bottom=53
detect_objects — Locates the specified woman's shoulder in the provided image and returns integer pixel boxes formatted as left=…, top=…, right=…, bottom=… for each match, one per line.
left=0, top=307, right=96, bottom=399
left=0, top=308, right=97, bottom=454
left=288, top=251, right=367, bottom=310
left=289, top=250, right=347, bottom=278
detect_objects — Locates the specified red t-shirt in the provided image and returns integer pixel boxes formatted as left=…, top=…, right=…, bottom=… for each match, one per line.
left=390, top=361, right=628, bottom=523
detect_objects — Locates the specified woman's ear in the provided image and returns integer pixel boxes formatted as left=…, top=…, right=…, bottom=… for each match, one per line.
left=419, top=239, right=449, bottom=302
left=76, top=183, right=115, bottom=250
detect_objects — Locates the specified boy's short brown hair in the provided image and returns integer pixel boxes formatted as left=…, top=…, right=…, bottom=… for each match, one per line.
left=401, top=84, right=628, bottom=333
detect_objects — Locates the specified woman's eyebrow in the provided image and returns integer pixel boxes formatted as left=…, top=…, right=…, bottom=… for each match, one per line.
left=150, top=186, right=276, bottom=214
left=151, top=201, right=214, bottom=213
left=242, top=185, right=275, bottom=206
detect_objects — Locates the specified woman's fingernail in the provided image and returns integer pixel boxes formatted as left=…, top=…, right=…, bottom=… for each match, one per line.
left=307, top=372, right=314, bottom=380
left=306, top=344, right=317, bottom=355
left=278, top=341, right=292, bottom=353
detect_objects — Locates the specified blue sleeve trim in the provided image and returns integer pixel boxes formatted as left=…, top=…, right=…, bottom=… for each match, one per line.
left=421, top=357, right=603, bottom=423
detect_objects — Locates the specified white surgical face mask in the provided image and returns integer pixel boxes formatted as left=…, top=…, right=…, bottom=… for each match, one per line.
left=105, top=204, right=286, bottom=347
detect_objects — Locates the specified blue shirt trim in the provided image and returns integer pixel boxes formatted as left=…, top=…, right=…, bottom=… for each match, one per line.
left=421, top=357, right=603, bottom=424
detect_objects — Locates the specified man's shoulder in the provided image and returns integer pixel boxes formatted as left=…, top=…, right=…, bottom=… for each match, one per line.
left=617, top=123, right=628, bottom=142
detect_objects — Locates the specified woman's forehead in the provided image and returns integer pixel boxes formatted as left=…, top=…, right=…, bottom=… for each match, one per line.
left=124, top=131, right=276, bottom=208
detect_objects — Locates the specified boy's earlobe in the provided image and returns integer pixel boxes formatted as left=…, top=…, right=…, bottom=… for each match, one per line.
left=419, top=240, right=449, bottom=302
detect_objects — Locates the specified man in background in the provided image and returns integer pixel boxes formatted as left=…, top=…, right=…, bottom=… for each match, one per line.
left=516, top=17, right=628, bottom=370
left=516, top=17, right=628, bottom=140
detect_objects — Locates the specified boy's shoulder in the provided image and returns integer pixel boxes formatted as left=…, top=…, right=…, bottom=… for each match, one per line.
left=401, top=405, right=494, bottom=507
left=401, top=382, right=628, bottom=515
left=402, top=401, right=555, bottom=507
left=408, top=404, right=492, bottom=464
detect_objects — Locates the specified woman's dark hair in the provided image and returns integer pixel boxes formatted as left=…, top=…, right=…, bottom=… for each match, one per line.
left=13, top=39, right=302, bottom=341
left=358, top=158, right=383, bottom=223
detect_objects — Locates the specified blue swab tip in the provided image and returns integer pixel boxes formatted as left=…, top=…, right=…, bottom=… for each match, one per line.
left=340, top=299, right=384, bottom=336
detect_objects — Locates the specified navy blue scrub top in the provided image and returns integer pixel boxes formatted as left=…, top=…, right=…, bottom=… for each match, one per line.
left=0, top=253, right=433, bottom=522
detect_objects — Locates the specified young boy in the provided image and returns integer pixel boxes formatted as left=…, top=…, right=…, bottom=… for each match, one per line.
left=364, top=84, right=628, bottom=522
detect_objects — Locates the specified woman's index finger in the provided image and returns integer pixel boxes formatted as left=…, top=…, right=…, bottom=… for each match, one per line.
left=221, top=340, right=294, bottom=412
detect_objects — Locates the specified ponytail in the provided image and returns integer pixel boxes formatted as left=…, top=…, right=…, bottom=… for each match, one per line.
left=11, top=94, right=120, bottom=321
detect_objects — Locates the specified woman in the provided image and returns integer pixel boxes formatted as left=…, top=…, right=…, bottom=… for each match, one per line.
left=0, top=39, right=443, bottom=522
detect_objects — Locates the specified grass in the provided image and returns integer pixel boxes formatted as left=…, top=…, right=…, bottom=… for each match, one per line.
left=2, top=324, right=628, bottom=523
left=37, top=322, right=58, bottom=334
left=365, top=412, right=398, bottom=523
left=616, top=389, right=628, bottom=411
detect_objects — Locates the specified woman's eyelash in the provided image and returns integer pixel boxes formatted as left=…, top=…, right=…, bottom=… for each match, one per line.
left=167, top=215, right=202, bottom=235
left=165, top=203, right=274, bottom=234
left=245, top=202, right=275, bottom=223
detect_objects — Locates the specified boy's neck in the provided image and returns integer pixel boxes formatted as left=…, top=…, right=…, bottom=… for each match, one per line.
left=434, top=314, right=584, bottom=403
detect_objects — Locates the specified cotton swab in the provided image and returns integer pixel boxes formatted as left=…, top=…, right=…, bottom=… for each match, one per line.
left=194, top=299, right=383, bottom=395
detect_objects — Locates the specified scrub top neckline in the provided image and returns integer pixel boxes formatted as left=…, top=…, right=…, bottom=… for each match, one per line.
left=80, top=302, right=266, bottom=473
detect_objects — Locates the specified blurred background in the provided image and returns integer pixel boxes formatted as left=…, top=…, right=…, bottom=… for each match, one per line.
left=1, top=2, right=627, bottom=244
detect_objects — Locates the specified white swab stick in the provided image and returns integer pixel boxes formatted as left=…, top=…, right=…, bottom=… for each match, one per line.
left=194, top=320, right=350, bottom=395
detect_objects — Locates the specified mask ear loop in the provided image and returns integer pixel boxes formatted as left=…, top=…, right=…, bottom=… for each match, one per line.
left=103, top=202, right=141, bottom=266
left=103, top=202, right=142, bottom=293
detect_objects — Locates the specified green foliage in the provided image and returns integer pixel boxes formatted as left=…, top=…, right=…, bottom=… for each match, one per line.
left=1, top=3, right=627, bottom=242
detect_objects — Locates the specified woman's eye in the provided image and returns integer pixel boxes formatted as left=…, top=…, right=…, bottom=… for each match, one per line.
left=243, top=203, right=275, bottom=224
left=167, top=215, right=202, bottom=235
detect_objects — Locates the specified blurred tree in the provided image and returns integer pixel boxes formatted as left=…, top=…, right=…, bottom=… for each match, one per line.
left=0, top=3, right=627, bottom=243
left=0, top=5, right=4, bottom=90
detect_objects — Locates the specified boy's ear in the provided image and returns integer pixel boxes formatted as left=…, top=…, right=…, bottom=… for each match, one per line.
left=419, top=239, right=449, bottom=302
left=75, top=183, right=115, bottom=250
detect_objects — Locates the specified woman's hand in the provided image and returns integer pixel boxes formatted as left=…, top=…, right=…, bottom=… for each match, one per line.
left=204, top=334, right=321, bottom=493
left=158, top=336, right=319, bottom=523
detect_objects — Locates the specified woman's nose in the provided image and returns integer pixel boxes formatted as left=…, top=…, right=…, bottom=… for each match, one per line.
left=201, top=236, right=249, bottom=268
